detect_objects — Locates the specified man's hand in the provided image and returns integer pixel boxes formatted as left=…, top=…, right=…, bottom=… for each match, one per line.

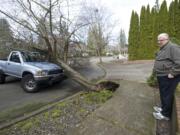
left=168, top=73, right=174, bottom=78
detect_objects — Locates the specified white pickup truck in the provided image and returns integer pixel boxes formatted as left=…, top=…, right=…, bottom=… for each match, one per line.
left=0, top=51, right=65, bottom=92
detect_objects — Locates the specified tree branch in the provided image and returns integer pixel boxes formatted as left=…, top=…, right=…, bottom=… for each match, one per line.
left=0, top=9, right=40, bottom=36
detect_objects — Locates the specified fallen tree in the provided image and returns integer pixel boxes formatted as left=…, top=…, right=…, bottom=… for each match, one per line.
left=0, top=0, right=119, bottom=91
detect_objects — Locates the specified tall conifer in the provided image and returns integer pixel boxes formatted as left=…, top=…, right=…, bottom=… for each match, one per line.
left=139, top=6, right=146, bottom=59
left=150, top=7, right=159, bottom=56
left=128, top=0, right=180, bottom=60
left=168, top=1, right=175, bottom=37
left=158, top=0, right=169, bottom=33
left=128, top=11, right=140, bottom=60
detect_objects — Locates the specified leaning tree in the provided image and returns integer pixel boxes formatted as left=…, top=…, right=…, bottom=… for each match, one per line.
left=0, top=0, right=117, bottom=91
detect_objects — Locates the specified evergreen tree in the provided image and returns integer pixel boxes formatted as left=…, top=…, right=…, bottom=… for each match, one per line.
left=144, top=5, right=153, bottom=59
left=128, top=11, right=140, bottom=60
left=158, top=0, right=169, bottom=33
left=167, top=0, right=180, bottom=44
left=118, top=29, right=126, bottom=52
left=139, top=6, right=147, bottom=59
left=150, top=7, right=159, bottom=56
left=128, top=11, right=134, bottom=60
left=174, top=0, right=180, bottom=41
left=168, top=1, right=175, bottom=37
left=145, top=5, right=159, bottom=59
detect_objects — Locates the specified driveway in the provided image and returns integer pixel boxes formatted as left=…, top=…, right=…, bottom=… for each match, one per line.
left=103, top=60, right=154, bottom=82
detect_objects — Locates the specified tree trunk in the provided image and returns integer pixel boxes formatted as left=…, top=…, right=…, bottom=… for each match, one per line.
left=53, top=39, right=57, bottom=60
left=98, top=53, right=102, bottom=63
left=63, top=41, right=69, bottom=63
left=56, top=58, right=96, bottom=90
left=44, top=38, right=53, bottom=61
left=97, top=47, right=102, bottom=63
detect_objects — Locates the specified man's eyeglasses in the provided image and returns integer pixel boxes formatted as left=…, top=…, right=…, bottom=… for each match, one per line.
left=157, top=39, right=168, bottom=41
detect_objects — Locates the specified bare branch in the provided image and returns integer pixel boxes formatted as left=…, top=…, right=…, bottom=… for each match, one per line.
left=0, top=9, right=40, bottom=36
left=31, top=0, right=49, bottom=11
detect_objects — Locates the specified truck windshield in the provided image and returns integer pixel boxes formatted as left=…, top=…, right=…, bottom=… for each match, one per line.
left=21, top=52, right=46, bottom=62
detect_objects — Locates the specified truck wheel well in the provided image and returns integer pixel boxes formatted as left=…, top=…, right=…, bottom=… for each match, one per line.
left=22, top=72, right=33, bottom=77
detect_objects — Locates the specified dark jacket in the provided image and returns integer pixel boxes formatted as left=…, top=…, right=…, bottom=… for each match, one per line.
left=154, top=42, right=180, bottom=76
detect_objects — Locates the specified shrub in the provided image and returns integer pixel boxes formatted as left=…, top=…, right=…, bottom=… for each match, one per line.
left=147, top=71, right=158, bottom=87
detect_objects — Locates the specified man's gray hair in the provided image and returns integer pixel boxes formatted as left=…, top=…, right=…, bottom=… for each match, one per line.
left=158, top=33, right=169, bottom=40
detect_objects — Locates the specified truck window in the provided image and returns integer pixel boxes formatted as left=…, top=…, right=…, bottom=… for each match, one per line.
left=21, top=51, right=45, bottom=62
left=21, top=52, right=33, bottom=62
left=10, top=52, right=21, bottom=63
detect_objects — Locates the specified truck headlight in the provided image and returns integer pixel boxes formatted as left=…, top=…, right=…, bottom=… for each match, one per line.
left=36, top=70, right=48, bottom=76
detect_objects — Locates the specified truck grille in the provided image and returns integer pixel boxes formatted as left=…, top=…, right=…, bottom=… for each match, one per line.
left=48, top=69, right=63, bottom=75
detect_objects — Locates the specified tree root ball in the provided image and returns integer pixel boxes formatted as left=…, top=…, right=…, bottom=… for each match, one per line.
left=95, top=81, right=119, bottom=92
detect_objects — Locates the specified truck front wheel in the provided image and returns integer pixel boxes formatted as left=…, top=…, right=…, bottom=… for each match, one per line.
left=21, top=74, right=38, bottom=93
left=0, top=74, right=5, bottom=84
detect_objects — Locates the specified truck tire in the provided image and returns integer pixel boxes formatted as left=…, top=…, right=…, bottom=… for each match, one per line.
left=21, top=74, right=38, bottom=93
left=0, top=74, right=5, bottom=84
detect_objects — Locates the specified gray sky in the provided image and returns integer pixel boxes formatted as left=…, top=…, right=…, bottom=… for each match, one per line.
left=92, top=0, right=173, bottom=37
left=0, top=0, right=173, bottom=43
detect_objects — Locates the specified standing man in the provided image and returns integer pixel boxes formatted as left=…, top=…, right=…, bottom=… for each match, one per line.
left=153, top=33, right=180, bottom=120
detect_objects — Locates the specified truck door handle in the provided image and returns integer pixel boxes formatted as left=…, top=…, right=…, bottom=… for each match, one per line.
left=7, top=63, right=10, bottom=65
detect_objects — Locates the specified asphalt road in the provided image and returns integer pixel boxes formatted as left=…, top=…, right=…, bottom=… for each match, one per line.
left=0, top=59, right=104, bottom=112
left=0, top=77, right=81, bottom=111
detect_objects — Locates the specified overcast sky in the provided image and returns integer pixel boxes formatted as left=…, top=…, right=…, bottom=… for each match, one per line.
left=90, top=0, right=173, bottom=38
left=0, top=0, right=173, bottom=43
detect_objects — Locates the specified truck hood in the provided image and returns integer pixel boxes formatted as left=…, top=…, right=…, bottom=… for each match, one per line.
left=25, top=62, right=61, bottom=70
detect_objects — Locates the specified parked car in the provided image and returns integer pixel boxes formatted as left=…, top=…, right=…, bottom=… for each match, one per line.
left=0, top=51, right=66, bottom=93
left=106, top=52, right=113, bottom=56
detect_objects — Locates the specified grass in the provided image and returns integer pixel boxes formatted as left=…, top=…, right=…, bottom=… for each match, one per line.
left=15, top=117, right=40, bottom=132
left=177, top=84, right=180, bottom=92
left=147, top=71, right=158, bottom=87
left=84, top=90, right=113, bottom=104
left=43, top=112, right=50, bottom=120
left=51, top=109, right=62, bottom=118
left=176, top=84, right=180, bottom=98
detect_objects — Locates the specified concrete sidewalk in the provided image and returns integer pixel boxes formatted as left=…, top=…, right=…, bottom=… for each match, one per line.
left=68, top=79, right=156, bottom=135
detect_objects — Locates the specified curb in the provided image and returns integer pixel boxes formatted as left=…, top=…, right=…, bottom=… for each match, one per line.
left=152, top=87, right=158, bottom=135
left=0, top=91, right=84, bottom=130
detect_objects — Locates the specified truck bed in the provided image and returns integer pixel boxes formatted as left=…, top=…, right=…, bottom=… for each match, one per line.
left=0, top=59, right=7, bottom=61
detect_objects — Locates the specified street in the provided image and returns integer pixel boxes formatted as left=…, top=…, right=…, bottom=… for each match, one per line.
left=0, top=58, right=104, bottom=113
left=0, top=77, right=81, bottom=111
